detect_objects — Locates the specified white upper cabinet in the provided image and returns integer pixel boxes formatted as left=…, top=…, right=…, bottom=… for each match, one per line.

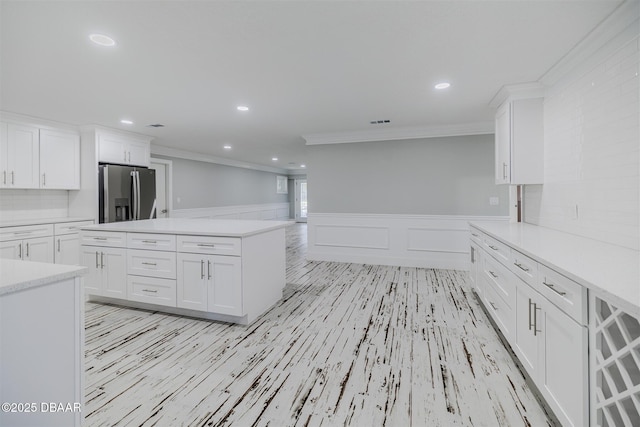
left=1, top=123, right=40, bottom=189
left=98, top=131, right=150, bottom=167
left=40, top=128, right=80, bottom=189
left=494, top=96, right=544, bottom=185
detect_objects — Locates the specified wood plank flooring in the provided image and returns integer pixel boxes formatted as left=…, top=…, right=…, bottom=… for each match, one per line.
left=84, top=223, right=555, bottom=426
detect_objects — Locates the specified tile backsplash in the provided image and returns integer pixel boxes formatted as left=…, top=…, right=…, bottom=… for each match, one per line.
left=0, top=190, right=69, bottom=223
left=524, top=36, right=639, bottom=250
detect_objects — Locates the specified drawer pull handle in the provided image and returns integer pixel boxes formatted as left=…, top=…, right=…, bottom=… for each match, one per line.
left=201, top=260, right=205, bottom=279
left=543, top=281, right=567, bottom=296
left=471, top=233, right=479, bottom=237
left=489, top=271, right=498, bottom=279
left=142, top=240, right=157, bottom=244
left=514, top=262, right=530, bottom=272
left=488, top=245, right=499, bottom=251
left=528, top=298, right=533, bottom=331
left=142, top=262, right=157, bottom=266
left=142, top=289, right=158, bottom=293
left=93, top=237, right=107, bottom=241
left=489, top=302, right=498, bottom=311
left=13, top=231, right=33, bottom=235
left=197, top=243, right=216, bottom=248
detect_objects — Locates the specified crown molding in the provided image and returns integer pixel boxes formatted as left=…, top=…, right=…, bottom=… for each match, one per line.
left=539, top=0, right=639, bottom=88
left=151, top=144, right=290, bottom=175
left=79, top=124, right=154, bottom=142
left=0, top=110, right=80, bottom=133
left=302, top=121, right=494, bottom=146
left=488, top=82, right=545, bottom=109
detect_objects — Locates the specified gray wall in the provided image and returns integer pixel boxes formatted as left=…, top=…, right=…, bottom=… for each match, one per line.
left=307, top=134, right=508, bottom=216
left=155, top=156, right=289, bottom=209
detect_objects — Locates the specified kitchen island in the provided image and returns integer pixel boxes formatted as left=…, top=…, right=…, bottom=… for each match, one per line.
left=0, top=259, right=86, bottom=427
left=80, top=218, right=290, bottom=325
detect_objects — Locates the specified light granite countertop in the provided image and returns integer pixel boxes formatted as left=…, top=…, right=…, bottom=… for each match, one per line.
left=80, top=218, right=292, bottom=238
left=0, top=259, right=87, bottom=296
left=470, top=221, right=640, bottom=317
left=0, top=217, right=94, bottom=228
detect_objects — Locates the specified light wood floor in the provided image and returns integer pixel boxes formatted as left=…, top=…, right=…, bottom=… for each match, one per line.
left=84, top=223, right=555, bottom=426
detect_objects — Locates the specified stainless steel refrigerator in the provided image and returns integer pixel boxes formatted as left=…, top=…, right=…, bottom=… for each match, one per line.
left=98, top=164, right=157, bottom=223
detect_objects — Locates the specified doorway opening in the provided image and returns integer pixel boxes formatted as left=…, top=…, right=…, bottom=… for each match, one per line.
left=295, top=179, right=307, bottom=223
left=150, top=158, right=173, bottom=218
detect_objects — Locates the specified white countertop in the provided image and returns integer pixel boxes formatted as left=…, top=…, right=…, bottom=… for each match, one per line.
left=470, top=221, right=640, bottom=316
left=81, top=218, right=292, bottom=237
left=0, top=217, right=94, bottom=228
left=0, top=259, right=87, bottom=296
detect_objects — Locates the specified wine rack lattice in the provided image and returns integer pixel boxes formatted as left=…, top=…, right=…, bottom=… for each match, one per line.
left=593, top=298, right=640, bottom=426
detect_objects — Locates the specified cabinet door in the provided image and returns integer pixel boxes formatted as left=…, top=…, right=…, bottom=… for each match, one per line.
left=81, top=247, right=102, bottom=295
left=23, top=236, right=54, bottom=263
left=0, top=122, right=7, bottom=187
left=494, top=102, right=511, bottom=185
left=514, top=283, right=541, bottom=379
left=540, top=301, right=588, bottom=427
left=0, top=240, right=22, bottom=260
left=126, top=140, right=150, bottom=167
left=101, top=247, right=127, bottom=298
left=39, top=129, right=80, bottom=189
left=98, top=133, right=128, bottom=164
left=207, top=255, right=242, bottom=316
left=176, top=253, right=208, bottom=311
left=55, top=234, right=81, bottom=265
left=6, top=124, right=39, bottom=188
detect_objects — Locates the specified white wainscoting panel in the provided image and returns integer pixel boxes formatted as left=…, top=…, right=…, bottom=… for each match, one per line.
left=171, top=203, right=290, bottom=221
left=307, top=213, right=509, bottom=270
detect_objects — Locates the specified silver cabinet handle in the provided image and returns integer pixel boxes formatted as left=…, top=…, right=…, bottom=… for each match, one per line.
left=543, top=280, right=567, bottom=296
left=25, top=242, right=29, bottom=257
left=2, top=171, right=5, bottom=184
left=57, top=239, right=61, bottom=252
left=11, top=171, right=14, bottom=185
left=124, top=150, right=127, bottom=162
left=197, top=243, right=216, bottom=248
left=95, top=251, right=99, bottom=268
left=470, top=246, right=475, bottom=263
left=503, top=162, right=507, bottom=180
left=101, top=252, right=105, bottom=269
left=18, top=242, right=22, bottom=259
left=488, top=245, right=499, bottom=251
left=13, top=231, right=33, bottom=235
left=489, top=271, right=498, bottom=278
left=42, top=173, right=46, bottom=186
left=141, top=262, right=157, bottom=266
left=142, top=240, right=157, bottom=244
left=528, top=298, right=533, bottom=331
left=533, top=303, right=542, bottom=336
left=200, top=260, right=205, bottom=279
left=93, top=237, right=107, bottom=241
left=489, top=302, right=498, bottom=311
left=128, top=151, right=131, bottom=163
left=142, top=289, right=158, bottom=293
left=514, top=262, right=529, bottom=272
left=471, top=232, right=479, bottom=237
left=208, top=260, right=212, bottom=280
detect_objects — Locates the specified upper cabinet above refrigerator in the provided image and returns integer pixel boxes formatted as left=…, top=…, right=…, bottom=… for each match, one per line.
left=98, top=131, right=150, bottom=167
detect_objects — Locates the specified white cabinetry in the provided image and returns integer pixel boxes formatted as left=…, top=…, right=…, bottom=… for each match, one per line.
left=0, top=123, right=39, bottom=188
left=494, top=97, right=543, bottom=185
left=81, top=231, right=127, bottom=298
left=40, top=128, right=80, bottom=189
left=98, top=132, right=150, bottom=167
left=54, top=220, right=94, bottom=265
left=0, top=224, right=54, bottom=262
left=470, top=225, right=588, bottom=427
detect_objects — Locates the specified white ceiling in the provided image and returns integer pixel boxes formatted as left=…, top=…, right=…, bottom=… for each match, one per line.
left=0, top=0, right=623, bottom=172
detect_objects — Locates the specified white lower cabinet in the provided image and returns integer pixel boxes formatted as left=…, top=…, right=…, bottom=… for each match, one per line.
left=471, top=224, right=588, bottom=427
left=0, top=236, right=54, bottom=263
left=127, top=275, right=176, bottom=307
left=177, top=252, right=242, bottom=316
left=81, top=245, right=127, bottom=298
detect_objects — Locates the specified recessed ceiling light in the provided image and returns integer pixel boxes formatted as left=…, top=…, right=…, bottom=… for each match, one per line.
left=120, top=119, right=133, bottom=125
left=223, top=145, right=232, bottom=150
left=300, top=164, right=306, bottom=168
left=237, top=106, right=249, bottom=111
left=89, top=34, right=116, bottom=47
left=434, top=82, right=451, bottom=90
left=272, top=157, right=278, bottom=161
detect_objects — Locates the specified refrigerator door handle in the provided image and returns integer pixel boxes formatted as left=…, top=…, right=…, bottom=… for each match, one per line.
left=131, top=171, right=137, bottom=220
left=136, top=171, right=141, bottom=220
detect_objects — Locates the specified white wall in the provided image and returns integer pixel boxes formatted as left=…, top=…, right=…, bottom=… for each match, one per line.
left=0, top=190, right=68, bottom=222
left=524, top=12, right=639, bottom=250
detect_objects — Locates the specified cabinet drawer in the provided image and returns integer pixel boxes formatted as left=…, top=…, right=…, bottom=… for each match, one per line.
left=483, top=234, right=510, bottom=263
left=482, top=274, right=515, bottom=342
left=80, top=231, right=127, bottom=248
left=483, top=254, right=516, bottom=307
left=510, top=249, right=538, bottom=287
left=538, top=264, right=587, bottom=325
left=127, top=275, right=176, bottom=307
left=177, top=235, right=241, bottom=256
left=469, top=227, right=483, bottom=245
left=128, top=249, right=176, bottom=279
left=54, top=220, right=94, bottom=236
left=0, top=223, right=54, bottom=242
left=127, top=233, right=176, bottom=251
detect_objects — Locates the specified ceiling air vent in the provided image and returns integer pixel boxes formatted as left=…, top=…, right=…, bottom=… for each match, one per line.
left=370, top=119, right=391, bottom=125
left=146, top=123, right=165, bottom=128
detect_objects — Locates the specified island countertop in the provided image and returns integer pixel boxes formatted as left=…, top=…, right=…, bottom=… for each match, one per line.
left=470, top=220, right=640, bottom=317
left=80, top=218, right=292, bottom=238
left=0, top=259, right=87, bottom=296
